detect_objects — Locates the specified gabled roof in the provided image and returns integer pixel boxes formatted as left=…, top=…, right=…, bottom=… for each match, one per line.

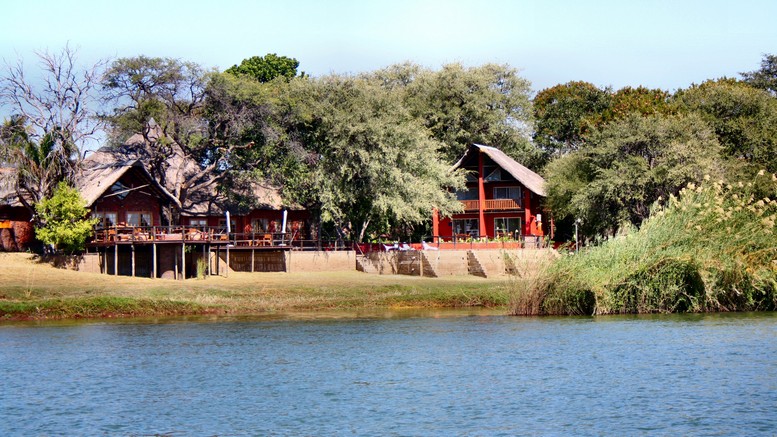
left=75, top=153, right=181, bottom=208
left=95, top=131, right=290, bottom=215
left=453, top=144, right=546, bottom=196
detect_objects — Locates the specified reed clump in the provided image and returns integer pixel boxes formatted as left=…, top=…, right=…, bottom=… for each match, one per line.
left=511, top=172, right=777, bottom=315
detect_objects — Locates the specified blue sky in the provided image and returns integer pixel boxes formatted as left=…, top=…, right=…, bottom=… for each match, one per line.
left=1, top=0, right=776, bottom=93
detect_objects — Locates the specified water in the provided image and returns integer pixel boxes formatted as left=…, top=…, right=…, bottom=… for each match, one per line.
left=1, top=311, right=775, bottom=436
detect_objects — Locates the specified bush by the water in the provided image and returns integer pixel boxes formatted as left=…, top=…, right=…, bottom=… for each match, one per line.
left=511, top=172, right=777, bottom=315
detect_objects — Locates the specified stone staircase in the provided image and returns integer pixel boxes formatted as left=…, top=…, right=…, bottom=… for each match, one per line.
left=467, top=250, right=488, bottom=278
left=355, top=255, right=379, bottom=274
left=419, top=252, right=438, bottom=278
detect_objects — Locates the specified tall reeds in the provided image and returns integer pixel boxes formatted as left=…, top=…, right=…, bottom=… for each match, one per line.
left=510, top=172, right=777, bottom=315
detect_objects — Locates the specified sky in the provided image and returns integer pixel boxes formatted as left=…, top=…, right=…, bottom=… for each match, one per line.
left=1, top=0, right=776, bottom=93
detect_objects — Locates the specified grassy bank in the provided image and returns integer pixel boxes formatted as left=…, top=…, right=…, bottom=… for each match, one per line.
left=511, top=174, right=777, bottom=315
left=0, top=253, right=509, bottom=321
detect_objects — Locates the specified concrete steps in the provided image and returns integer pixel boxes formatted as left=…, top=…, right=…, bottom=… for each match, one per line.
left=356, top=255, right=379, bottom=274
left=466, top=251, right=488, bottom=278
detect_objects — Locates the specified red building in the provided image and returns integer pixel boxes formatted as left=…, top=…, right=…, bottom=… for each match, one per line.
left=78, top=157, right=181, bottom=229
left=434, top=144, right=549, bottom=242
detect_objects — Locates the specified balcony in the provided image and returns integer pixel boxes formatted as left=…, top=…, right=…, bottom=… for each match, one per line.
left=460, top=199, right=521, bottom=211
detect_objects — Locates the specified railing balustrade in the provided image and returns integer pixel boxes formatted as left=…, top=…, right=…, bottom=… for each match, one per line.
left=460, top=199, right=521, bottom=211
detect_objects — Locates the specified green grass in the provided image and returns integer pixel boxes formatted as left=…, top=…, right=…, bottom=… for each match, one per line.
left=0, top=253, right=510, bottom=320
left=510, top=173, right=777, bottom=315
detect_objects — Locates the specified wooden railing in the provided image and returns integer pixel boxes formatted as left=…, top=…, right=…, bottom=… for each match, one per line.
left=90, top=225, right=354, bottom=251
left=460, top=199, right=521, bottom=211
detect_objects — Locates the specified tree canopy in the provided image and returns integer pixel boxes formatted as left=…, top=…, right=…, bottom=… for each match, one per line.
left=545, top=113, right=722, bottom=236
left=225, top=53, right=301, bottom=82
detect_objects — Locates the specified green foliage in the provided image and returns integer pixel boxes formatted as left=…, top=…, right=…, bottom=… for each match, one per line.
left=34, top=182, right=98, bottom=254
left=741, top=53, right=777, bottom=96
left=1, top=116, right=78, bottom=211
left=370, top=62, right=536, bottom=166
left=545, top=113, right=721, bottom=235
left=532, top=81, right=611, bottom=155
left=225, top=53, right=301, bottom=82
left=674, top=79, right=777, bottom=172
left=286, top=74, right=465, bottom=241
left=512, top=174, right=777, bottom=315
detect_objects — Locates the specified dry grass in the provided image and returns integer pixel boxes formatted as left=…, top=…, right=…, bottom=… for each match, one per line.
left=0, top=253, right=510, bottom=320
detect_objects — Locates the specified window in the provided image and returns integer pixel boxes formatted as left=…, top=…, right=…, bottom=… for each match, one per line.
left=452, top=219, right=479, bottom=237
left=109, top=181, right=130, bottom=200
left=218, top=218, right=237, bottom=232
left=93, top=212, right=117, bottom=228
left=485, top=168, right=502, bottom=181
left=127, top=211, right=152, bottom=227
left=251, top=218, right=270, bottom=233
left=494, top=217, right=522, bottom=238
left=456, top=187, right=479, bottom=201
left=493, top=187, right=521, bottom=200
left=189, top=218, right=207, bottom=228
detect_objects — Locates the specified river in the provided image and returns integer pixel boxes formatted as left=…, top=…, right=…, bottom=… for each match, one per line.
left=1, top=310, right=775, bottom=435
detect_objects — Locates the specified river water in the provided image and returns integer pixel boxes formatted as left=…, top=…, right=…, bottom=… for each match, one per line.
left=1, top=310, right=775, bottom=436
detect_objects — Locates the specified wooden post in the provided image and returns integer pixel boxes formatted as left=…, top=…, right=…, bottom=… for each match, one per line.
left=432, top=208, right=440, bottom=243
left=103, top=246, right=107, bottom=274
left=114, top=243, right=118, bottom=276
left=174, top=246, right=178, bottom=280
left=131, top=244, right=136, bottom=277
left=251, top=248, right=255, bottom=273
left=226, top=243, right=230, bottom=278
left=215, top=245, right=220, bottom=276
left=478, top=149, right=487, bottom=239
left=523, top=188, right=533, bottom=237
left=182, top=241, right=186, bottom=280
left=152, top=242, right=157, bottom=279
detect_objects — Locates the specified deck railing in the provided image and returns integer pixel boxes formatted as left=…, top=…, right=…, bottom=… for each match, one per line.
left=90, top=225, right=355, bottom=251
left=460, top=198, right=521, bottom=211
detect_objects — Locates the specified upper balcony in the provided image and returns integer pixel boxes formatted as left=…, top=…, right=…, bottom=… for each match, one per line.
left=460, top=198, right=521, bottom=211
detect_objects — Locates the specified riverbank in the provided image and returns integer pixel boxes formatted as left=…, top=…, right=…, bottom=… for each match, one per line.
left=0, top=253, right=510, bottom=321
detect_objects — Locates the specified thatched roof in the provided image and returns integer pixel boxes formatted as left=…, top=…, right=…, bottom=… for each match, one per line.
left=75, top=152, right=181, bottom=208
left=453, top=144, right=546, bottom=197
left=94, top=129, right=289, bottom=215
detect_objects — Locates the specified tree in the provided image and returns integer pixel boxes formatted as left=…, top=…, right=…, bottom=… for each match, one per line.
left=741, top=54, right=777, bottom=96
left=281, top=74, right=465, bottom=242
left=369, top=62, right=537, bottom=166
left=533, top=81, right=611, bottom=156
left=603, top=86, right=674, bottom=121
left=0, top=46, right=105, bottom=212
left=225, top=53, right=302, bottom=82
left=545, top=113, right=722, bottom=236
left=675, top=79, right=777, bottom=172
left=35, top=182, right=98, bottom=254
left=102, top=56, right=257, bottom=208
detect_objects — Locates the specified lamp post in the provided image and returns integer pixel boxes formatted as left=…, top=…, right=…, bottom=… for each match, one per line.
left=574, top=218, right=582, bottom=253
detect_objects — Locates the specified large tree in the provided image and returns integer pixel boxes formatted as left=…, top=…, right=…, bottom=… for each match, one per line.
left=675, top=79, right=777, bottom=172
left=369, top=62, right=537, bottom=166
left=101, top=56, right=259, bottom=207
left=0, top=46, right=104, bottom=213
left=532, top=81, right=611, bottom=156
left=545, top=113, right=722, bottom=236
left=225, top=53, right=302, bottom=82
left=281, top=74, right=464, bottom=242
